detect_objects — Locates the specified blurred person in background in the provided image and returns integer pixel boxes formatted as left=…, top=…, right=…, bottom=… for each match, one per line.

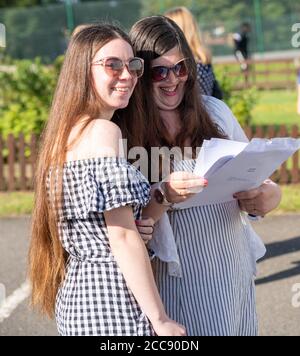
left=233, top=22, right=251, bottom=73
left=164, top=6, right=223, bottom=100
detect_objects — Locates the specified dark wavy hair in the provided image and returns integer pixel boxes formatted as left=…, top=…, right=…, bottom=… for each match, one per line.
left=129, top=16, right=226, bottom=153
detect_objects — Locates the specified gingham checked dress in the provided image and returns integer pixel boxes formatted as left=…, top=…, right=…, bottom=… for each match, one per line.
left=53, top=157, right=155, bottom=336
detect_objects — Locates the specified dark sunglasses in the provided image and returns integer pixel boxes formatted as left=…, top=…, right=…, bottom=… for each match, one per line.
left=151, top=58, right=189, bottom=82
left=92, top=57, right=144, bottom=78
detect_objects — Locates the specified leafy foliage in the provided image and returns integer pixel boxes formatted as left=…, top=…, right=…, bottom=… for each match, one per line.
left=0, top=56, right=63, bottom=140
left=0, top=54, right=259, bottom=142
left=0, top=0, right=55, bottom=8
left=214, top=66, right=259, bottom=126
left=141, top=0, right=300, bottom=19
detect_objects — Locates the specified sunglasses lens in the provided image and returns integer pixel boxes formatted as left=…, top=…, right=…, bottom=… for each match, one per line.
left=105, top=58, right=123, bottom=75
left=175, top=61, right=188, bottom=77
left=128, top=58, right=144, bottom=77
left=152, top=66, right=168, bottom=82
left=151, top=60, right=188, bottom=82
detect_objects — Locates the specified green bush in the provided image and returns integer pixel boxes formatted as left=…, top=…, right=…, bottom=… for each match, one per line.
left=0, top=56, right=63, bottom=140
left=215, top=66, right=259, bottom=127
left=0, top=56, right=259, bottom=150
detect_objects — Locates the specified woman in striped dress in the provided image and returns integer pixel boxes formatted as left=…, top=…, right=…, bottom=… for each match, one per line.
left=130, top=16, right=282, bottom=336
left=28, top=24, right=185, bottom=336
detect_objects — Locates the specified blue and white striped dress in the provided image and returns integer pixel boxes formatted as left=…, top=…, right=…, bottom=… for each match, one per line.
left=153, top=97, right=261, bottom=336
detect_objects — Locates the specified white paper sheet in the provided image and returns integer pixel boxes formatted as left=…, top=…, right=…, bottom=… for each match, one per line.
left=175, top=137, right=300, bottom=209
left=194, top=138, right=248, bottom=177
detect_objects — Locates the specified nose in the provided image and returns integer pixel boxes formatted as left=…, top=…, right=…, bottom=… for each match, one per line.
left=166, top=69, right=178, bottom=82
left=119, top=65, right=132, bottom=80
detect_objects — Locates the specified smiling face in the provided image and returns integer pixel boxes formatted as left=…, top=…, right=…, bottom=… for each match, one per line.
left=91, top=38, right=138, bottom=118
left=151, top=46, right=188, bottom=112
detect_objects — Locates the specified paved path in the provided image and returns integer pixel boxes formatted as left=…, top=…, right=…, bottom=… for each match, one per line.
left=0, top=215, right=299, bottom=336
left=0, top=217, right=57, bottom=336
left=254, top=215, right=300, bottom=336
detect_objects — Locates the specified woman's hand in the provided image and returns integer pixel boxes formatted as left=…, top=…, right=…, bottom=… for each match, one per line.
left=135, top=217, right=155, bottom=244
left=164, top=171, right=208, bottom=204
left=234, top=180, right=282, bottom=216
left=151, top=317, right=187, bottom=336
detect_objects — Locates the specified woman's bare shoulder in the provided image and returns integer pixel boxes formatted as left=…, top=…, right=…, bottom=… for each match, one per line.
left=67, top=119, right=124, bottom=162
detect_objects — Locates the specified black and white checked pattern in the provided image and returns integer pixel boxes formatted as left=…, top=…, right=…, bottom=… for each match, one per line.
left=196, top=62, right=216, bottom=96
left=155, top=159, right=258, bottom=336
left=51, top=157, right=155, bottom=336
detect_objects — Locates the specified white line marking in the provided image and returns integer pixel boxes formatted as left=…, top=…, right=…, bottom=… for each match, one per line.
left=0, top=281, right=31, bottom=323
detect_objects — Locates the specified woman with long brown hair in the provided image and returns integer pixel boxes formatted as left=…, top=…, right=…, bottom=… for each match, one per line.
left=28, top=23, right=186, bottom=336
left=130, top=16, right=282, bottom=336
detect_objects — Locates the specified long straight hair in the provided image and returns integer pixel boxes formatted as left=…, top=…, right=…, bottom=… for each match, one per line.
left=129, top=16, right=226, bottom=155
left=164, top=7, right=211, bottom=65
left=28, top=24, right=144, bottom=317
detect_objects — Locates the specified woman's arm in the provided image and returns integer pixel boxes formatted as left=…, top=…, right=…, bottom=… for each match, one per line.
left=142, top=185, right=171, bottom=223
left=104, top=206, right=186, bottom=336
left=143, top=172, right=208, bottom=223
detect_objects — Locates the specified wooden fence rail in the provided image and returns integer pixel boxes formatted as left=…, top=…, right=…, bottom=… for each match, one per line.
left=215, top=58, right=298, bottom=90
left=0, top=133, right=37, bottom=192
left=0, top=126, right=299, bottom=192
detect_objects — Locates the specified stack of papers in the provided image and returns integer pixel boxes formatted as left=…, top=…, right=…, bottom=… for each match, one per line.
left=176, top=137, right=300, bottom=208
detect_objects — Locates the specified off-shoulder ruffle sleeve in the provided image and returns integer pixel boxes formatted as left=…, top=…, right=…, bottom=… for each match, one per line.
left=52, top=157, right=150, bottom=220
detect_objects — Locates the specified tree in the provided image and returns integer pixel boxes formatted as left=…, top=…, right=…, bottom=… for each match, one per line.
left=141, top=0, right=193, bottom=17
left=0, top=0, right=56, bottom=8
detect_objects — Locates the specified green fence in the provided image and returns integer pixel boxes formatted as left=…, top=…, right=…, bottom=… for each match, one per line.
left=0, top=0, right=299, bottom=61
left=0, top=0, right=142, bottom=62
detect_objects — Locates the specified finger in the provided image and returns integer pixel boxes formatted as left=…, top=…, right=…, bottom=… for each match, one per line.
left=164, top=185, right=196, bottom=203
left=239, top=200, right=260, bottom=215
left=140, top=217, right=155, bottom=226
left=171, top=178, right=208, bottom=190
left=174, top=194, right=195, bottom=203
left=238, top=200, right=247, bottom=212
left=234, top=188, right=260, bottom=200
left=185, top=186, right=205, bottom=194
left=179, top=325, right=187, bottom=336
left=135, top=218, right=155, bottom=227
left=239, top=198, right=255, bottom=205
left=140, top=234, right=152, bottom=243
left=242, top=199, right=255, bottom=209
left=137, top=226, right=154, bottom=235
left=180, top=188, right=204, bottom=196
left=176, top=188, right=190, bottom=196
left=168, top=171, right=203, bottom=181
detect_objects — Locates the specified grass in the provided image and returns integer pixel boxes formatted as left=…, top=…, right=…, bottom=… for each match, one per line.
left=251, top=89, right=300, bottom=171
left=215, top=61, right=296, bottom=86
left=0, top=192, right=34, bottom=217
left=0, top=187, right=299, bottom=217
left=272, top=185, right=300, bottom=215
left=252, top=90, right=300, bottom=128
